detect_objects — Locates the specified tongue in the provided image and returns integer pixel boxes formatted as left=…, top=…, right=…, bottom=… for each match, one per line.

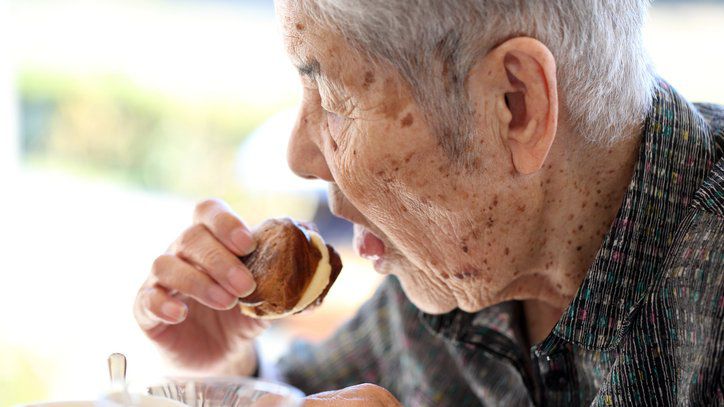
left=357, top=229, right=385, bottom=260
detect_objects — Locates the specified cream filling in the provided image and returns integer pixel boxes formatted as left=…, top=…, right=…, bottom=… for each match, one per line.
left=240, top=230, right=332, bottom=319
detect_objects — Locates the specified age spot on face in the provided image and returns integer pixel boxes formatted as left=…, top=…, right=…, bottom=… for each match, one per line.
left=463, top=265, right=478, bottom=277
left=295, top=22, right=305, bottom=30
left=362, top=71, right=375, bottom=89
left=400, top=113, right=414, bottom=128
left=380, top=80, right=406, bottom=119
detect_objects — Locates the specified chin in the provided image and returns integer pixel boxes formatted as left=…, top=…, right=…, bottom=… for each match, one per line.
left=394, top=270, right=458, bottom=314
left=374, top=242, right=461, bottom=314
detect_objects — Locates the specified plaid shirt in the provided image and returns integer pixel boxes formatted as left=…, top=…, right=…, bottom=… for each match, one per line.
left=276, top=81, right=724, bottom=406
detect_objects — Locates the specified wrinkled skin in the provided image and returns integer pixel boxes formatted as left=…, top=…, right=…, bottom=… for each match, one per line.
left=278, top=0, right=639, bottom=328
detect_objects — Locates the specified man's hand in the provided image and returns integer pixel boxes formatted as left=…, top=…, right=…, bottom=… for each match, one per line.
left=304, top=384, right=402, bottom=406
left=133, top=198, right=267, bottom=375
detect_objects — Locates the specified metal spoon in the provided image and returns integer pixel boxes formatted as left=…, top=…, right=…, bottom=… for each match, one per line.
left=108, top=352, right=132, bottom=406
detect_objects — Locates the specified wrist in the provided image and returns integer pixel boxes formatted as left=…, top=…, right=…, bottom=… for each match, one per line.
left=165, top=341, right=258, bottom=377
left=220, top=341, right=258, bottom=377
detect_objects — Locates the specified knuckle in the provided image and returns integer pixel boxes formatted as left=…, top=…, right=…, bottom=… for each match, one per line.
left=177, top=224, right=207, bottom=251
left=143, top=288, right=160, bottom=310
left=151, top=254, right=173, bottom=275
left=138, top=287, right=161, bottom=317
left=199, top=246, right=227, bottom=270
left=134, top=285, right=150, bottom=309
left=148, top=258, right=201, bottom=296
left=212, top=210, right=236, bottom=231
left=173, top=271, right=197, bottom=292
left=193, top=198, right=224, bottom=221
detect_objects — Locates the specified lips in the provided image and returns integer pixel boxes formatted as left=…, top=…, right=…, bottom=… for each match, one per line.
left=354, top=224, right=386, bottom=261
left=329, top=183, right=389, bottom=271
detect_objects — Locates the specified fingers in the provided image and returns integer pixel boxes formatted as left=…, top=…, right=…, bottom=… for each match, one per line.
left=135, top=285, right=187, bottom=330
left=174, top=224, right=256, bottom=298
left=151, top=253, right=239, bottom=310
left=193, top=198, right=256, bottom=257
left=304, top=384, right=402, bottom=407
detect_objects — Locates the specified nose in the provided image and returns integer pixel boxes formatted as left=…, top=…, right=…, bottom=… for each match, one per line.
left=287, top=98, right=334, bottom=182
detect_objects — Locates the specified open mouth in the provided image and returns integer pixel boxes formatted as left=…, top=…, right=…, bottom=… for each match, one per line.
left=353, top=224, right=387, bottom=271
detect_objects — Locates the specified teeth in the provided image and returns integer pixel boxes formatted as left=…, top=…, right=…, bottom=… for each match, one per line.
left=239, top=230, right=332, bottom=319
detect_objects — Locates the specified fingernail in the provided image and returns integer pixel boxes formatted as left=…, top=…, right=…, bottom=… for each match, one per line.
left=208, top=285, right=236, bottom=308
left=231, top=228, right=256, bottom=256
left=228, top=267, right=257, bottom=297
left=160, top=301, right=186, bottom=322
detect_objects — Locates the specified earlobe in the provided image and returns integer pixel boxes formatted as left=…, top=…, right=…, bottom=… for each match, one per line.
left=508, top=119, right=542, bottom=174
left=496, top=38, right=558, bottom=175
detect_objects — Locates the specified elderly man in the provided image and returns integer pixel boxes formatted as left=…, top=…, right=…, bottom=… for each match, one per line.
left=134, top=1, right=723, bottom=405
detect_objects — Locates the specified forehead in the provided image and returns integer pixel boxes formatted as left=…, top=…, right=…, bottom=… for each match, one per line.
left=276, top=1, right=327, bottom=63
left=275, top=0, right=409, bottom=112
left=277, top=2, right=371, bottom=89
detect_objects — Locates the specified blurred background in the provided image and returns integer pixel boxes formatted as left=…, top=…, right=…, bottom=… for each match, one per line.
left=0, top=0, right=722, bottom=405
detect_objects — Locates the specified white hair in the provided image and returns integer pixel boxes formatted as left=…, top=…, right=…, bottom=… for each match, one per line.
left=301, top=0, right=656, bottom=157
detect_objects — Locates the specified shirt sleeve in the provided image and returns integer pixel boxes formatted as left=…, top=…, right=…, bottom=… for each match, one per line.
left=274, top=276, right=403, bottom=395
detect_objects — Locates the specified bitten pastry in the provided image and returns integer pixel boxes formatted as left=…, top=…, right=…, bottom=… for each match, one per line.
left=238, top=218, right=343, bottom=319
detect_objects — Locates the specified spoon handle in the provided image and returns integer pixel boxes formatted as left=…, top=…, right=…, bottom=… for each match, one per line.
left=108, top=352, right=127, bottom=386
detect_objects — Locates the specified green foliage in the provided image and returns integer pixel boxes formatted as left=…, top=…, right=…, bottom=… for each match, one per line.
left=19, top=69, right=287, bottom=207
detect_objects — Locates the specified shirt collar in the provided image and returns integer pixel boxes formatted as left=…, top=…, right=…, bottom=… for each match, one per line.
left=546, top=80, right=719, bottom=350
left=419, top=301, right=525, bottom=346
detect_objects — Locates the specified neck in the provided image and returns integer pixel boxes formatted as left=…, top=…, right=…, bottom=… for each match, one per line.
left=517, top=127, right=641, bottom=342
left=522, top=300, right=564, bottom=345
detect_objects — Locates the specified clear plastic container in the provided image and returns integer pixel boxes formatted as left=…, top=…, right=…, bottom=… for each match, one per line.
left=22, top=377, right=304, bottom=407
left=141, top=377, right=304, bottom=407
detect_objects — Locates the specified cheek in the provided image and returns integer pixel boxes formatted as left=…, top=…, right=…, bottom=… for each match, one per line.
left=333, top=144, right=394, bottom=211
left=329, top=121, right=425, bottom=216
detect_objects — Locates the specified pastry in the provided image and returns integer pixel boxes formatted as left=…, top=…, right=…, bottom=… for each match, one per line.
left=238, top=218, right=342, bottom=319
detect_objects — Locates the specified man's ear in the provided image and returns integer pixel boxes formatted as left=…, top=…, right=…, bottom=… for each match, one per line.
left=471, top=37, right=558, bottom=175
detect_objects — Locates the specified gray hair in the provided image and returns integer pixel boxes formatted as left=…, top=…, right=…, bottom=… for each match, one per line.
left=301, top=0, right=656, bottom=158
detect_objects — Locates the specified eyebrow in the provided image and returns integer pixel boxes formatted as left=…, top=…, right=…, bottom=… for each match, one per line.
left=296, top=58, right=321, bottom=78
